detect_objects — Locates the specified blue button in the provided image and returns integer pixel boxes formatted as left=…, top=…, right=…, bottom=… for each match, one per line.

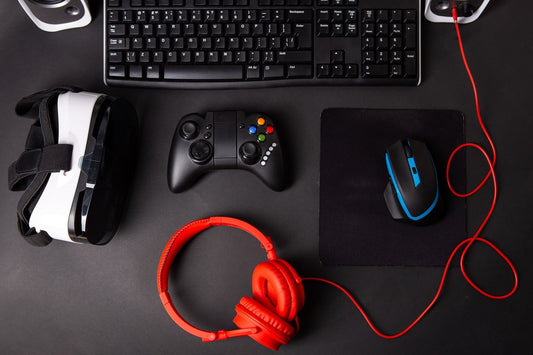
left=407, top=156, right=421, bottom=187
left=248, top=125, right=257, bottom=134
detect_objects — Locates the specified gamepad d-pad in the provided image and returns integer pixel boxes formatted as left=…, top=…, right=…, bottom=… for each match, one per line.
left=168, top=111, right=286, bottom=192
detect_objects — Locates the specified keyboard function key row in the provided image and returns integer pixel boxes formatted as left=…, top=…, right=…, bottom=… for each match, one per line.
left=108, top=0, right=354, bottom=6
left=107, top=9, right=313, bottom=23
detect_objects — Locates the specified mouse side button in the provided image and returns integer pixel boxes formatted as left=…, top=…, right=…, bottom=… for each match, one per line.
left=384, top=182, right=405, bottom=220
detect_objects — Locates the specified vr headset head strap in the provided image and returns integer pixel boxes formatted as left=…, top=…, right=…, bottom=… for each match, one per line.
left=8, top=88, right=79, bottom=246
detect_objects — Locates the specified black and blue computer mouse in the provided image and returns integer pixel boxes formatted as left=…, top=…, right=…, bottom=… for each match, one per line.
left=384, top=138, right=441, bottom=225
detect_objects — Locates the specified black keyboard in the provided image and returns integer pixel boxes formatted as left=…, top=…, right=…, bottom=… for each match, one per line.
left=104, top=0, right=421, bottom=89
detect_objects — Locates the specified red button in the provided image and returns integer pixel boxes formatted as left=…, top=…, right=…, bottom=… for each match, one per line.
left=266, top=126, right=274, bottom=134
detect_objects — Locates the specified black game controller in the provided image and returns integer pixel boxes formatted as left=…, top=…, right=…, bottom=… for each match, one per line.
left=168, top=111, right=286, bottom=192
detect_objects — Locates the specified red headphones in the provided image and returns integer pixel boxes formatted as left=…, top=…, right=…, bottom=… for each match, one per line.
left=157, top=216, right=305, bottom=351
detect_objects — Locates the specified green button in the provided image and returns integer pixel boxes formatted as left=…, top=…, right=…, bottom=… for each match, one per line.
left=257, top=134, right=266, bottom=142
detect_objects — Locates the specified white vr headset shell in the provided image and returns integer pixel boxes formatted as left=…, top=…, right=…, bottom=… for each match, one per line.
left=10, top=89, right=138, bottom=246
left=30, top=92, right=100, bottom=242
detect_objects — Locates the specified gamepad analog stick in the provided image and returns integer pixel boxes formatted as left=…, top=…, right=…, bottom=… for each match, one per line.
left=180, top=121, right=199, bottom=140
left=189, top=140, right=212, bottom=164
left=240, top=142, right=262, bottom=165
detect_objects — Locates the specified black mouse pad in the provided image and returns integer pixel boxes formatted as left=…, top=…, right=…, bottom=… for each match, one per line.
left=319, top=108, right=466, bottom=266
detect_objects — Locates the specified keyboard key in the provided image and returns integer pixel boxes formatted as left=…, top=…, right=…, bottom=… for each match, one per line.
left=390, top=9, right=402, bottom=22
left=376, top=10, right=388, bottom=23
left=362, top=9, right=375, bottom=23
left=180, top=51, right=192, bottom=62
left=277, top=51, right=312, bottom=63
left=108, top=24, right=126, bottom=35
left=331, top=64, right=344, bottom=77
left=362, top=64, right=388, bottom=78
left=108, top=38, right=129, bottom=50
left=404, top=51, right=417, bottom=77
left=164, top=65, right=244, bottom=80
left=362, top=51, right=374, bottom=63
left=147, top=65, right=161, bottom=78
left=108, top=51, right=123, bottom=63
left=362, top=37, right=374, bottom=50
left=377, top=51, right=388, bottom=63
left=287, top=64, right=312, bottom=77
left=331, top=24, right=343, bottom=36
left=404, top=9, right=417, bottom=23
left=263, top=64, right=284, bottom=78
left=108, top=10, right=120, bottom=22
left=345, top=23, right=357, bottom=36
left=287, top=9, right=312, bottom=22
left=404, top=23, right=417, bottom=49
left=317, top=10, right=329, bottom=23
left=330, top=50, right=344, bottom=64
left=317, top=64, right=330, bottom=78
left=129, top=65, right=142, bottom=78
left=391, top=65, right=402, bottom=77
left=345, top=64, right=358, bottom=78
left=294, top=24, right=312, bottom=48
left=246, top=65, right=261, bottom=79
left=109, top=65, right=126, bottom=77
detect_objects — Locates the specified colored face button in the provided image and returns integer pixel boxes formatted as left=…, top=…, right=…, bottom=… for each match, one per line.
left=257, top=117, right=266, bottom=126
left=257, top=133, right=266, bottom=142
left=248, top=125, right=257, bottom=134
left=266, top=126, right=274, bottom=134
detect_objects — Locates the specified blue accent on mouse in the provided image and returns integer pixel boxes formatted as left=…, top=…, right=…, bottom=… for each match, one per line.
left=383, top=138, right=442, bottom=224
left=386, top=153, right=439, bottom=221
left=407, top=156, right=421, bottom=187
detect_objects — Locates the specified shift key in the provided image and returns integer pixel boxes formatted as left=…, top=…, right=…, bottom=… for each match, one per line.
left=277, top=51, right=312, bottom=63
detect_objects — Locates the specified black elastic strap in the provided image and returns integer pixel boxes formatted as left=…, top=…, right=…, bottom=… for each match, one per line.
left=8, top=144, right=73, bottom=191
left=10, top=91, right=76, bottom=246
left=17, top=220, right=52, bottom=247
left=15, top=86, right=80, bottom=118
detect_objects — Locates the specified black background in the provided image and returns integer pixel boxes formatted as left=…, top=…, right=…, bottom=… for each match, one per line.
left=1, top=1, right=532, bottom=354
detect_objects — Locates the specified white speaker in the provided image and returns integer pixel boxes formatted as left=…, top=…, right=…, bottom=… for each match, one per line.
left=424, top=0, right=490, bottom=23
left=17, top=0, right=92, bottom=32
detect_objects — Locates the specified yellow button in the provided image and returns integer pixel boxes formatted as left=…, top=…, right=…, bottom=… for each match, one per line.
left=257, top=117, right=266, bottom=126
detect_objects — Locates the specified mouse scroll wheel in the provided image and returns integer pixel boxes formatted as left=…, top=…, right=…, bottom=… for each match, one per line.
left=404, top=145, right=414, bottom=158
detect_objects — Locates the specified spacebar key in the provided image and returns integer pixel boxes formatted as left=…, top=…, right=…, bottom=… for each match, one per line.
left=164, top=65, right=243, bottom=81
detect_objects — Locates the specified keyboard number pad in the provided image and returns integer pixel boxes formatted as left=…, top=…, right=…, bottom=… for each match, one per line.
left=361, top=9, right=417, bottom=79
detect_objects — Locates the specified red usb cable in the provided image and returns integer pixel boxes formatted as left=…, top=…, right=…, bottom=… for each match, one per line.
left=303, top=8, right=518, bottom=338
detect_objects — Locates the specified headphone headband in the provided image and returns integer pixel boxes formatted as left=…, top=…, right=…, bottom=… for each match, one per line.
left=157, top=216, right=279, bottom=342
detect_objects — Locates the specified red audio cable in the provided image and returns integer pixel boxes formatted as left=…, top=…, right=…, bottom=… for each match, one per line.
left=303, top=8, right=518, bottom=339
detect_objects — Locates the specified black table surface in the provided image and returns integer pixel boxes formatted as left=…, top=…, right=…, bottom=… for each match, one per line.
left=1, top=2, right=532, bottom=354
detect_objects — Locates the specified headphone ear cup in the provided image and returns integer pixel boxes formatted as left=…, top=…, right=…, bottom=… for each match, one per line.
left=252, top=260, right=305, bottom=321
left=234, top=296, right=295, bottom=351
left=274, top=259, right=305, bottom=313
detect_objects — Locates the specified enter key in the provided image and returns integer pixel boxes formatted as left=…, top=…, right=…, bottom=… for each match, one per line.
left=294, top=23, right=313, bottom=49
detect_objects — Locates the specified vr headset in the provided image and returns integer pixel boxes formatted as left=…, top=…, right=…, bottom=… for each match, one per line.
left=8, top=87, right=138, bottom=246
